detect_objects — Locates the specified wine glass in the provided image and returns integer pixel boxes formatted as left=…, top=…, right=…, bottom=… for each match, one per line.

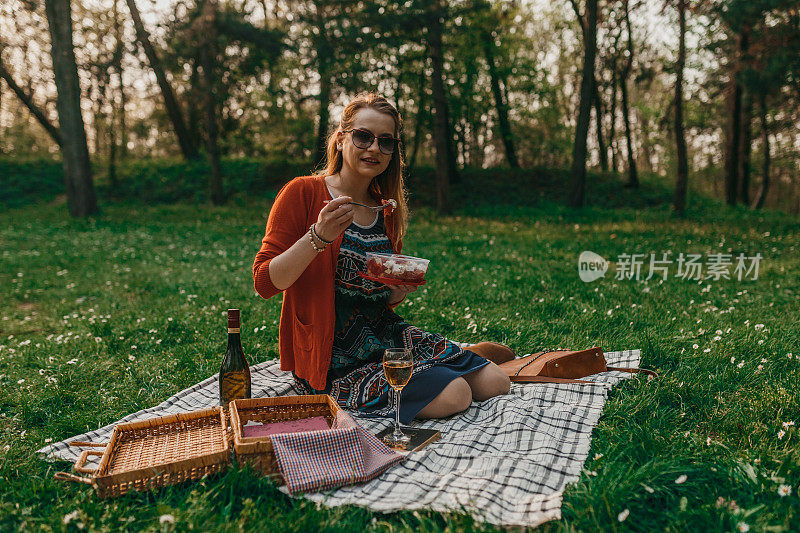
left=382, top=347, right=413, bottom=447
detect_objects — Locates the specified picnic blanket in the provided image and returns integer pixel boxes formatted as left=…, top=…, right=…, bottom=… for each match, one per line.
left=39, top=347, right=643, bottom=529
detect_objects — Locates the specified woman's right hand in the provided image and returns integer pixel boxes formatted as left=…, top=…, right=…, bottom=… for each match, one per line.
left=315, top=195, right=355, bottom=242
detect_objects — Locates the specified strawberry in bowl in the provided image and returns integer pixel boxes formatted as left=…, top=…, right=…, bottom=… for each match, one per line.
left=363, top=252, right=429, bottom=284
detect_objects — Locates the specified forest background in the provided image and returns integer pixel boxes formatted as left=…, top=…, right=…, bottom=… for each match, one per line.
left=1, top=0, right=799, bottom=217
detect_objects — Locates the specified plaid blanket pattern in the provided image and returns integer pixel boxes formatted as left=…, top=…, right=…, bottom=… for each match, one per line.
left=38, top=347, right=642, bottom=529
left=272, top=410, right=404, bottom=494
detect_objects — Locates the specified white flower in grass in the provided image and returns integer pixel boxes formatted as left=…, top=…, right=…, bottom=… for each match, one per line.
left=754, top=324, right=765, bottom=330
left=713, top=336, right=721, bottom=341
left=675, top=475, right=688, bottom=484
left=128, top=355, right=136, bottom=361
left=704, top=348, right=711, bottom=353
left=782, top=421, right=795, bottom=429
left=693, top=344, right=699, bottom=350
left=63, top=510, right=80, bottom=524
left=67, top=358, right=78, bottom=364
left=159, top=514, right=175, bottom=525
left=757, top=365, right=764, bottom=371
left=737, top=522, right=750, bottom=532
left=758, top=340, right=764, bottom=345
left=730, top=356, right=736, bottom=364
left=737, top=361, right=745, bottom=369
left=778, top=484, right=792, bottom=497
left=761, top=358, right=767, bottom=363
left=778, top=430, right=786, bottom=440
left=617, top=509, right=630, bottom=522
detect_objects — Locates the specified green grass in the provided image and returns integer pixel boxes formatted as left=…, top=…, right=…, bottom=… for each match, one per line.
left=1, top=168, right=799, bottom=531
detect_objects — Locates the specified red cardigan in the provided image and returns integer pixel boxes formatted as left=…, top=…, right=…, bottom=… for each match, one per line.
left=252, top=175, right=404, bottom=390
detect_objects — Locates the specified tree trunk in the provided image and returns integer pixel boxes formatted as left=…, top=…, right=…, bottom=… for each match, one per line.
left=125, top=0, right=198, bottom=160
left=619, top=72, right=638, bottom=187
left=0, top=60, right=62, bottom=147
left=113, top=0, right=128, bottom=158
left=568, top=0, right=598, bottom=207
left=93, top=75, right=106, bottom=156
left=621, top=0, right=638, bottom=188
left=313, top=12, right=332, bottom=169
left=609, top=71, right=619, bottom=172
left=738, top=91, right=753, bottom=205
left=753, top=91, right=769, bottom=210
left=428, top=0, right=456, bottom=214
left=593, top=83, right=608, bottom=172
left=408, top=68, right=426, bottom=172
left=44, top=0, right=98, bottom=217
left=199, top=0, right=223, bottom=205
left=482, top=29, right=519, bottom=168
left=673, top=0, right=689, bottom=217
left=108, top=76, right=118, bottom=190
left=724, top=27, right=748, bottom=206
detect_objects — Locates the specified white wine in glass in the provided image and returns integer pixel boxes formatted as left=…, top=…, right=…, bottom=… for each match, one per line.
left=382, top=347, right=413, bottom=447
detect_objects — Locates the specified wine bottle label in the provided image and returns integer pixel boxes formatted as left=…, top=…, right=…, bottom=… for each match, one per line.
left=220, top=371, right=249, bottom=404
left=228, top=328, right=240, bottom=333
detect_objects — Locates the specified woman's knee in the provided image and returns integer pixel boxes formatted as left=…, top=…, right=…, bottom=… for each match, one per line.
left=467, top=363, right=511, bottom=401
left=416, top=377, right=472, bottom=419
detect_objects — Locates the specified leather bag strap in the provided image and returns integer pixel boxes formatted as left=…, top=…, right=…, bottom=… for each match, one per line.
left=607, top=367, right=659, bottom=379
left=509, top=375, right=603, bottom=385
left=512, top=349, right=560, bottom=377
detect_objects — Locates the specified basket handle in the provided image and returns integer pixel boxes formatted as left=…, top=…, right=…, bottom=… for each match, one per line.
left=69, top=440, right=108, bottom=448
left=54, top=471, right=93, bottom=485
left=74, top=450, right=104, bottom=474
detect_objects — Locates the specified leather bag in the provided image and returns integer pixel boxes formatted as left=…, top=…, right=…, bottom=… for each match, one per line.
left=498, top=346, right=658, bottom=384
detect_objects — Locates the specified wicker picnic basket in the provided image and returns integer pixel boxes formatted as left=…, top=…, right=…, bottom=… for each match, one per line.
left=55, top=407, right=231, bottom=498
left=229, top=395, right=341, bottom=479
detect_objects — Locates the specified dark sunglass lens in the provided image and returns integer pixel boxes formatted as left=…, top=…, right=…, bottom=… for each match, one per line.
left=352, top=130, right=373, bottom=148
left=378, top=138, right=396, bottom=154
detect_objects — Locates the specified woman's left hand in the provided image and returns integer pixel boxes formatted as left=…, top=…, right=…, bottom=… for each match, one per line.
left=386, top=284, right=418, bottom=305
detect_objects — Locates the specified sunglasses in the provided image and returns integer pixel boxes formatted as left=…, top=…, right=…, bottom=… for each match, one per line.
left=341, top=128, right=399, bottom=155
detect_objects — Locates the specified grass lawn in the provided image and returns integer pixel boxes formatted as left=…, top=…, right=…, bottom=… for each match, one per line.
left=1, top=170, right=799, bottom=531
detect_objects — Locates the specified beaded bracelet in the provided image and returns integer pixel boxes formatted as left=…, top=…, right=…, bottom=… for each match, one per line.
left=311, top=223, right=333, bottom=244
left=307, top=228, right=325, bottom=253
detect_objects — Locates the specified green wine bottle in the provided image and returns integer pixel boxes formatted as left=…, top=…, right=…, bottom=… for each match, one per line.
left=219, top=308, right=251, bottom=407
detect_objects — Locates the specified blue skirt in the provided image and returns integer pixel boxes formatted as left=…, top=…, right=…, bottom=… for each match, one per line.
left=294, top=348, right=489, bottom=424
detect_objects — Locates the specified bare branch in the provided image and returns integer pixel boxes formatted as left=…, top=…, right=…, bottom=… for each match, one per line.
left=0, top=57, right=62, bottom=147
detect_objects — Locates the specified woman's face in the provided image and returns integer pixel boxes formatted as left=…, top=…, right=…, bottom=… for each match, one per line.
left=337, top=108, right=396, bottom=181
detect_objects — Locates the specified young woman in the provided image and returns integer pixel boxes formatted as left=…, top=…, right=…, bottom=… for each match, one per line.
left=253, top=92, right=513, bottom=423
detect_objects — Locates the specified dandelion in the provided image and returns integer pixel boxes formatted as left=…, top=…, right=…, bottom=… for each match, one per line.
left=778, top=484, right=791, bottom=497
left=617, top=509, right=630, bottom=522
left=159, top=514, right=175, bottom=525
left=63, top=510, right=79, bottom=525
left=737, top=522, right=750, bottom=532
left=778, top=430, right=786, bottom=440
left=675, top=474, right=687, bottom=484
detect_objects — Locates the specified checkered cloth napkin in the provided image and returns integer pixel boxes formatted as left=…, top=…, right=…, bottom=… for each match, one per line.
left=270, top=410, right=404, bottom=494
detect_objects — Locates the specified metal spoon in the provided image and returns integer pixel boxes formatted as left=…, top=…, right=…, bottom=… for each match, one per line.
left=324, top=198, right=396, bottom=211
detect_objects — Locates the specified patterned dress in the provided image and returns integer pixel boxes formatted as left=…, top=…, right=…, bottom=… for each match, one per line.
left=294, top=206, right=488, bottom=424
